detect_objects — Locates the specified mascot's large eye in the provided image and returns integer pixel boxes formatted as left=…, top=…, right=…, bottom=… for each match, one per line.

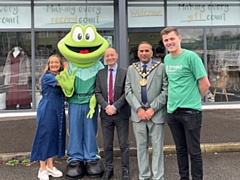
left=85, top=27, right=95, bottom=42
left=72, top=26, right=83, bottom=42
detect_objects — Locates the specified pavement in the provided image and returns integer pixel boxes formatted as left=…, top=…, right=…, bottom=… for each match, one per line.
left=1, top=104, right=240, bottom=162
left=0, top=152, right=240, bottom=180
left=0, top=105, right=240, bottom=179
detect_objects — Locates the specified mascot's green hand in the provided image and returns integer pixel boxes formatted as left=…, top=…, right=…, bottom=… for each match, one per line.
left=87, top=94, right=97, bottom=119
left=56, top=69, right=77, bottom=97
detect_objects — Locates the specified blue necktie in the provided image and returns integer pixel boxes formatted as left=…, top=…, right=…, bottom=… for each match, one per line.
left=141, top=65, right=148, bottom=106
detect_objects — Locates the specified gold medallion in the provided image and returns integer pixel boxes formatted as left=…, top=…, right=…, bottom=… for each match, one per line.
left=133, top=61, right=161, bottom=87
left=139, top=78, right=147, bottom=86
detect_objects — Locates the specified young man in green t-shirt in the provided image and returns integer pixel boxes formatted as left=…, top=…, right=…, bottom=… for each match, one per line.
left=161, top=27, right=210, bottom=180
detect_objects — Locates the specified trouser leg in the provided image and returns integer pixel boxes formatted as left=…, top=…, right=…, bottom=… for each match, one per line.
left=149, top=122, right=165, bottom=180
left=133, top=121, right=150, bottom=180
left=116, top=118, right=130, bottom=172
left=101, top=118, right=114, bottom=172
left=167, top=113, right=189, bottom=180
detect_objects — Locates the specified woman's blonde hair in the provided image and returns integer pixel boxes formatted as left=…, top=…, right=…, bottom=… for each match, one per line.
left=37, top=54, right=64, bottom=88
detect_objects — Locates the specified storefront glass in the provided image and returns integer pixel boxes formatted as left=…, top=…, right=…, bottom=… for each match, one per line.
left=0, top=32, right=32, bottom=110
left=0, top=0, right=114, bottom=111
left=207, top=27, right=240, bottom=102
left=1, top=0, right=240, bottom=111
left=0, top=1, right=31, bottom=111
left=34, top=0, right=114, bottom=29
left=0, top=1, right=31, bottom=29
left=127, top=1, right=164, bottom=64
left=167, top=0, right=240, bottom=26
left=128, top=1, right=164, bottom=28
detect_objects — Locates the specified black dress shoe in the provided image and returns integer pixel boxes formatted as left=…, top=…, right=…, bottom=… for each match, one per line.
left=101, top=170, right=113, bottom=180
left=122, top=170, right=130, bottom=180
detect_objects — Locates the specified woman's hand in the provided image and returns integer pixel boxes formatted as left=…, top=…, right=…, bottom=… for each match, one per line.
left=63, top=62, right=69, bottom=70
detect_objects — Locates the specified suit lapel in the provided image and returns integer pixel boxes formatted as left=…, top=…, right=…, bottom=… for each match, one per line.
left=114, top=67, right=121, bottom=91
left=103, top=66, right=109, bottom=99
left=132, top=62, right=142, bottom=93
left=147, top=60, right=160, bottom=89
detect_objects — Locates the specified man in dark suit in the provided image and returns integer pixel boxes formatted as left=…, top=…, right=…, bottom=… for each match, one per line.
left=95, top=48, right=130, bottom=180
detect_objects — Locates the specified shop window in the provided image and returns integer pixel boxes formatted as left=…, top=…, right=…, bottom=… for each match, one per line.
left=34, top=1, right=114, bottom=29
left=207, top=28, right=240, bottom=102
left=178, top=28, right=204, bottom=53
left=0, top=32, right=32, bottom=110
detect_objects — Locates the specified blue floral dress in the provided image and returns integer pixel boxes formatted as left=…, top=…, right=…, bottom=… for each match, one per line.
left=30, top=72, right=66, bottom=162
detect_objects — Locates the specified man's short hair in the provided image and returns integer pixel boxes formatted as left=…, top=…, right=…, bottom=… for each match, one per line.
left=160, top=27, right=180, bottom=37
left=138, top=41, right=152, bottom=50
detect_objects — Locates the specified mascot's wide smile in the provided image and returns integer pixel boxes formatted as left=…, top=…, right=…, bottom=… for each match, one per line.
left=65, top=44, right=102, bottom=54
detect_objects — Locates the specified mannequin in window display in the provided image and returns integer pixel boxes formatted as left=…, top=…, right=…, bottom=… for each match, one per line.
left=3, top=46, right=32, bottom=110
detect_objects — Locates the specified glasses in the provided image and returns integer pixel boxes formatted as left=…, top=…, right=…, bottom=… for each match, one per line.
left=139, top=50, right=150, bottom=52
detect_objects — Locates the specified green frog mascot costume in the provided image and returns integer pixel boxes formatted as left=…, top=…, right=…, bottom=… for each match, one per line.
left=56, top=24, right=108, bottom=179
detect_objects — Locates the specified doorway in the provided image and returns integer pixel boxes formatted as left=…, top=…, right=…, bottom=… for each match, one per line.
left=128, top=28, right=165, bottom=65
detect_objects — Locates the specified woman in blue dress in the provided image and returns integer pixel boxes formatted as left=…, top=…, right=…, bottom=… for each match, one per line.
left=30, top=54, right=66, bottom=180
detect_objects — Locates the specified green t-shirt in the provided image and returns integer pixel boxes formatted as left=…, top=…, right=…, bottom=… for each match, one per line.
left=68, top=61, right=104, bottom=104
left=164, top=49, right=207, bottom=113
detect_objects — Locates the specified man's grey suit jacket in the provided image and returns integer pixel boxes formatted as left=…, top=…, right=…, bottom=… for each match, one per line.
left=125, top=60, right=168, bottom=123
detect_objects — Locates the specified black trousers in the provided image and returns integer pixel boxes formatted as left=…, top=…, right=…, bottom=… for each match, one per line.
left=101, top=117, right=130, bottom=172
left=167, top=108, right=203, bottom=180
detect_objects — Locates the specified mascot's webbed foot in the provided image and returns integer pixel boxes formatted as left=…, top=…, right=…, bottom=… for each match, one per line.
left=66, top=160, right=85, bottom=179
left=85, top=160, right=105, bottom=178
